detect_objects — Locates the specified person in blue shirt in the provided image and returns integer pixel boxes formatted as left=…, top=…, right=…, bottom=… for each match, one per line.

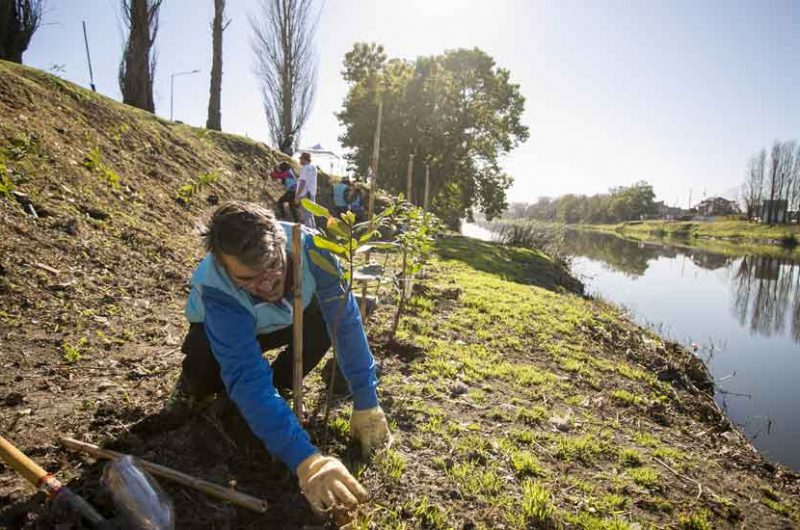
left=172, top=201, right=392, bottom=514
left=332, top=177, right=351, bottom=217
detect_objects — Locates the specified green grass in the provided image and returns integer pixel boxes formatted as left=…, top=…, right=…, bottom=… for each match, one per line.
left=627, top=467, right=660, bottom=489
left=679, top=510, right=712, bottom=530
left=510, top=451, right=546, bottom=478
left=375, top=448, right=406, bottom=485
left=555, top=435, right=614, bottom=464
left=518, top=480, right=559, bottom=529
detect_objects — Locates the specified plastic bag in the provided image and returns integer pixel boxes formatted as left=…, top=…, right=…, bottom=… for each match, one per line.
left=102, top=455, right=175, bottom=530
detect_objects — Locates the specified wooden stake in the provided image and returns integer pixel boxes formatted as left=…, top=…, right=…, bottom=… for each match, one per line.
left=361, top=96, right=383, bottom=319
left=291, top=223, right=304, bottom=419
left=423, top=163, right=430, bottom=212
left=61, top=437, right=268, bottom=513
left=406, top=153, right=414, bottom=204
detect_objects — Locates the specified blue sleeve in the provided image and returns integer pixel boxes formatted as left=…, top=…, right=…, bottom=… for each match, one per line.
left=201, top=287, right=317, bottom=471
left=305, top=234, right=379, bottom=410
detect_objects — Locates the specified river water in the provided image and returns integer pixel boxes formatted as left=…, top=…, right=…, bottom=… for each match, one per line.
left=461, top=223, right=800, bottom=471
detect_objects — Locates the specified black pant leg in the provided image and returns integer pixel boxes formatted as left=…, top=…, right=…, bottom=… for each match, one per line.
left=270, top=298, right=332, bottom=391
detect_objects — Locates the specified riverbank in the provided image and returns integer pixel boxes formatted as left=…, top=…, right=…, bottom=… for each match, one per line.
left=580, top=219, right=800, bottom=247
left=1, top=61, right=798, bottom=528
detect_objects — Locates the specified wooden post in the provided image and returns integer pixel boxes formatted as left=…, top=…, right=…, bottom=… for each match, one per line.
left=291, top=224, right=304, bottom=419
left=423, top=163, right=430, bottom=212
left=367, top=97, right=383, bottom=220
left=361, top=97, right=383, bottom=318
left=406, top=153, right=414, bottom=204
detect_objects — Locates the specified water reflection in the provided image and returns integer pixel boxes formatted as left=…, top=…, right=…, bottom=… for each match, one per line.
left=732, top=256, right=800, bottom=342
left=563, top=231, right=800, bottom=343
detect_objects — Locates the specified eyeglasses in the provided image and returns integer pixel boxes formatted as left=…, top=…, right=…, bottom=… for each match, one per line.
left=232, top=248, right=286, bottom=292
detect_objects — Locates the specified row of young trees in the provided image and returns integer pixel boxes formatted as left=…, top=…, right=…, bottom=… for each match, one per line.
left=506, top=181, right=657, bottom=224
left=4, top=0, right=317, bottom=154
left=741, top=140, right=800, bottom=222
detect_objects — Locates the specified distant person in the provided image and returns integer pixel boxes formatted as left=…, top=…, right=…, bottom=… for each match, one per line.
left=270, top=162, right=297, bottom=221
left=295, top=152, right=318, bottom=228
left=332, top=177, right=351, bottom=217
left=348, top=184, right=366, bottom=222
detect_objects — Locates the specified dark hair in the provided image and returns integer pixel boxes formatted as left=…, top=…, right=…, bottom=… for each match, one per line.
left=202, top=201, right=286, bottom=269
left=278, top=161, right=291, bottom=172
left=300, top=152, right=311, bottom=162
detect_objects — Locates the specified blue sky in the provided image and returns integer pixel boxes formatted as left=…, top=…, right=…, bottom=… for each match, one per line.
left=24, top=0, right=799, bottom=206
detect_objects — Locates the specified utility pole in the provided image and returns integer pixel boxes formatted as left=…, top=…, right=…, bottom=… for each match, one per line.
left=170, top=69, right=201, bottom=121
left=82, top=21, right=96, bottom=92
left=406, top=153, right=414, bottom=204
left=687, top=189, right=692, bottom=211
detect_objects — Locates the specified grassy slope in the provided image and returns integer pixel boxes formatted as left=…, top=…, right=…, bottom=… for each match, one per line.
left=0, top=62, right=798, bottom=529
left=352, top=237, right=800, bottom=529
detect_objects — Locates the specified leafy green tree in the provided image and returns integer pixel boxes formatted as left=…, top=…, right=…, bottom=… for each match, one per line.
left=337, top=43, right=528, bottom=228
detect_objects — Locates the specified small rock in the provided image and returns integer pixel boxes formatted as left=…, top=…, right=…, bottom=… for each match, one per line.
left=549, top=414, right=571, bottom=432
left=721, top=431, right=738, bottom=443
left=4, top=392, right=24, bottom=406
left=98, top=381, right=117, bottom=392
left=450, top=381, right=469, bottom=397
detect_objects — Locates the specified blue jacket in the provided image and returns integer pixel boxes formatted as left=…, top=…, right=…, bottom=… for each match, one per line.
left=185, top=223, right=379, bottom=470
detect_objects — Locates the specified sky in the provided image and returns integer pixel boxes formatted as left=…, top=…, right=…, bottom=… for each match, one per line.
left=23, top=0, right=799, bottom=207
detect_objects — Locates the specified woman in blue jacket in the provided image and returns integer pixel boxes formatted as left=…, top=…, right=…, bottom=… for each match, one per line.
left=174, top=201, right=391, bottom=514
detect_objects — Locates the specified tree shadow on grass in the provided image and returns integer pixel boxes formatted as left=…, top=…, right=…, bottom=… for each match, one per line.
left=436, top=235, right=583, bottom=294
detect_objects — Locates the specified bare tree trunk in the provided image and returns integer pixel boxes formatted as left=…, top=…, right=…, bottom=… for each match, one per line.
left=250, top=0, right=319, bottom=155
left=0, top=0, right=44, bottom=63
left=206, top=0, right=228, bottom=131
left=119, top=0, right=162, bottom=113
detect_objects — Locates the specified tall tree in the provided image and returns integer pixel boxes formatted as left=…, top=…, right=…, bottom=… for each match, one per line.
left=0, top=0, right=43, bottom=63
left=206, top=0, right=229, bottom=131
left=338, top=44, right=528, bottom=227
left=742, top=149, right=766, bottom=220
left=119, top=0, right=162, bottom=113
left=250, top=0, right=319, bottom=155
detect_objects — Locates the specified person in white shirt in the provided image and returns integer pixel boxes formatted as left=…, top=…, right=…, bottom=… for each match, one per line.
left=294, top=152, right=318, bottom=228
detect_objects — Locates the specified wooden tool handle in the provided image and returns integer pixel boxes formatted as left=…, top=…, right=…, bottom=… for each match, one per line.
left=61, top=437, right=268, bottom=513
left=0, top=434, right=49, bottom=487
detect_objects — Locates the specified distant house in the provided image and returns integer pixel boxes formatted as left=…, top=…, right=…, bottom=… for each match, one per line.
left=653, top=201, right=687, bottom=220
left=693, top=197, right=740, bottom=217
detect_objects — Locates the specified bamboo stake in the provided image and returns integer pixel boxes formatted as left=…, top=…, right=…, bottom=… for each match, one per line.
left=291, top=223, right=304, bottom=419
left=406, top=153, right=414, bottom=204
left=423, top=163, right=430, bottom=212
left=60, top=437, right=268, bottom=513
left=361, top=96, right=383, bottom=319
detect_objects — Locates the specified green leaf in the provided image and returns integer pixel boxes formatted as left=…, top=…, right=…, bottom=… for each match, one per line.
left=312, top=235, right=347, bottom=255
left=358, top=230, right=379, bottom=244
left=326, top=217, right=349, bottom=239
left=342, top=210, right=357, bottom=226
left=355, top=244, right=373, bottom=255
left=308, top=249, right=340, bottom=276
left=371, top=241, right=398, bottom=250
left=301, top=199, right=331, bottom=218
